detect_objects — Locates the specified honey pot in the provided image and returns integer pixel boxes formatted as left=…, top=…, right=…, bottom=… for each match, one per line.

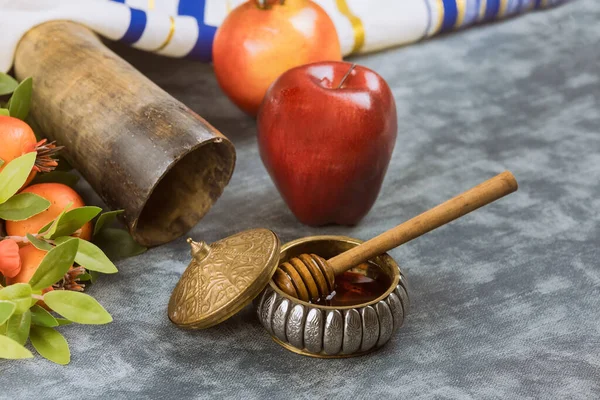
left=168, top=172, right=517, bottom=357
left=256, top=235, right=409, bottom=357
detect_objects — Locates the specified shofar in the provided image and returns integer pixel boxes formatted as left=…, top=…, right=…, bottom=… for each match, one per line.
left=14, top=21, right=236, bottom=247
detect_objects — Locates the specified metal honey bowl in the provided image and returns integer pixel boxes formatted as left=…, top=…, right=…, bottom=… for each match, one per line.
left=255, top=235, right=410, bottom=358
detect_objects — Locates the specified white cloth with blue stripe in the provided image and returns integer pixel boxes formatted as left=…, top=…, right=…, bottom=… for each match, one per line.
left=0, top=0, right=567, bottom=72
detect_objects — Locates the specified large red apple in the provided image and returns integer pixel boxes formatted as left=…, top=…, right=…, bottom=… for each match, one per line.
left=212, top=0, right=341, bottom=116
left=257, top=61, right=397, bottom=226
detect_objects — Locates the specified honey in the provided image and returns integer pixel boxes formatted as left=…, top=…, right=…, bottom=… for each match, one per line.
left=314, top=261, right=392, bottom=307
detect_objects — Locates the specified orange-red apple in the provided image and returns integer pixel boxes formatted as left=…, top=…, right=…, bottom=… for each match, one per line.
left=212, top=0, right=342, bottom=116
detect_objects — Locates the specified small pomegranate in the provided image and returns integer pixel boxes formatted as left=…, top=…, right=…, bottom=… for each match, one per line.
left=5, top=183, right=93, bottom=241
left=8, top=245, right=83, bottom=289
left=7, top=244, right=58, bottom=309
left=213, top=0, right=342, bottom=115
left=0, top=115, right=61, bottom=186
left=0, top=239, right=21, bottom=278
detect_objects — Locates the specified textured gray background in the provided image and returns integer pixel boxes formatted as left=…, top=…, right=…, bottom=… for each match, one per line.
left=2, top=1, right=599, bottom=398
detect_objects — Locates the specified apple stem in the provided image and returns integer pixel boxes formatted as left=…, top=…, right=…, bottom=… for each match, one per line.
left=336, top=63, right=357, bottom=89
left=256, top=0, right=285, bottom=9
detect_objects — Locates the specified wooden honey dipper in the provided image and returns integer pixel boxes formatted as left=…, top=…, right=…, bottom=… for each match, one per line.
left=273, top=171, right=518, bottom=302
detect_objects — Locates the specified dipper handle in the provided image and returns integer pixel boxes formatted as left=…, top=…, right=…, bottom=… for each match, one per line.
left=327, top=171, right=518, bottom=274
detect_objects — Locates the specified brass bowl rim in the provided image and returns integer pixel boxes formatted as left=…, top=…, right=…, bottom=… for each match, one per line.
left=268, top=235, right=401, bottom=310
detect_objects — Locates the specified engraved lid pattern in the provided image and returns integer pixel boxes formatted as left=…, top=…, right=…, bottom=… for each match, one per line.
left=168, top=229, right=280, bottom=329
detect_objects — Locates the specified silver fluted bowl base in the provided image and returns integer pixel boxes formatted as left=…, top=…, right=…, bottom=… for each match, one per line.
left=255, top=235, right=410, bottom=358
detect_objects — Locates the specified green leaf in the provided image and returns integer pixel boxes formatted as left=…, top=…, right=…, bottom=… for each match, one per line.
left=45, top=206, right=101, bottom=239
left=0, top=334, right=33, bottom=359
left=30, top=305, right=58, bottom=327
left=89, top=270, right=99, bottom=284
left=0, top=193, right=51, bottom=221
left=0, top=152, right=36, bottom=204
left=94, top=228, right=147, bottom=261
left=67, top=238, right=118, bottom=274
left=26, top=233, right=53, bottom=251
left=38, top=220, right=54, bottom=235
left=0, top=283, right=33, bottom=314
left=43, top=290, right=112, bottom=325
left=0, top=300, right=16, bottom=325
left=28, top=239, right=78, bottom=291
left=93, top=210, right=124, bottom=236
left=39, top=203, right=70, bottom=236
left=0, top=72, right=18, bottom=96
left=56, top=318, right=72, bottom=326
left=77, top=273, right=92, bottom=282
left=31, top=171, right=79, bottom=187
left=52, top=236, right=74, bottom=244
left=30, top=325, right=70, bottom=365
left=0, top=108, right=9, bottom=116
left=2, top=311, right=31, bottom=345
left=8, top=77, right=32, bottom=120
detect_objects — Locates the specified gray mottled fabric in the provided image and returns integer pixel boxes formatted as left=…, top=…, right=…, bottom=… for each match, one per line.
left=2, top=1, right=599, bottom=398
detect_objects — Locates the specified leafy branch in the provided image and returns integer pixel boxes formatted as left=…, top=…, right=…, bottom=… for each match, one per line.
left=0, top=72, right=146, bottom=364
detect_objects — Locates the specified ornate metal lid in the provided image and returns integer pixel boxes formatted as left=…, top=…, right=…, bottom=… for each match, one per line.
left=168, top=228, right=281, bottom=329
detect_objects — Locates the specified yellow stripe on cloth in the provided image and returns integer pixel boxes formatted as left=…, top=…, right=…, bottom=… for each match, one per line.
left=499, top=0, right=508, bottom=17
left=155, top=16, right=175, bottom=52
left=455, top=0, right=467, bottom=28
left=335, top=0, right=365, bottom=54
left=148, top=0, right=155, bottom=10
left=433, top=0, right=445, bottom=35
left=478, top=0, right=487, bottom=21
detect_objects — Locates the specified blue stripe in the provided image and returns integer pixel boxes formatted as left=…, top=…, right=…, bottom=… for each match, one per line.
left=111, top=0, right=125, bottom=3
left=178, top=0, right=216, bottom=62
left=441, top=0, right=458, bottom=32
left=178, top=0, right=204, bottom=18
left=484, top=0, right=501, bottom=20
left=189, top=23, right=217, bottom=62
left=534, top=0, right=543, bottom=7
left=121, top=8, right=147, bottom=44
